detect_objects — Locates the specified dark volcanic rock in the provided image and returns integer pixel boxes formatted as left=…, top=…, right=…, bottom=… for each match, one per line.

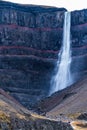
left=0, top=1, right=66, bottom=109
left=77, top=113, right=87, bottom=121
left=0, top=1, right=87, bottom=109
left=70, top=9, right=87, bottom=80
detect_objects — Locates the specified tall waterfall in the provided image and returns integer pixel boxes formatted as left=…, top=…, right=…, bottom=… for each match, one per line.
left=50, top=12, right=72, bottom=95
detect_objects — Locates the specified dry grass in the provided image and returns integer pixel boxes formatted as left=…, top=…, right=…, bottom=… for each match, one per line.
left=67, top=113, right=81, bottom=120
left=0, top=111, right=10, bottom=123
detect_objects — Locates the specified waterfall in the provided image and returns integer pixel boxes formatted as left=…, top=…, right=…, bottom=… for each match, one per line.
left=50, top=12, right=72, bottom=95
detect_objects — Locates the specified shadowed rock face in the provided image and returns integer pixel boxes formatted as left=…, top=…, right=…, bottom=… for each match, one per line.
left=71, top=10, right=87, bottom=79
left=0, top=1, right=66, bottom=109
left=0, top=1, right=87, bottom=109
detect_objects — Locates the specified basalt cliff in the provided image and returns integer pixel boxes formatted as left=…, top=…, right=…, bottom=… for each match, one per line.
left=0, top=1, right=87, bottom=110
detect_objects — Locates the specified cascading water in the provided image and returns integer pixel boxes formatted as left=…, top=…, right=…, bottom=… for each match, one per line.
left=50, top=12, right=72, bottom=95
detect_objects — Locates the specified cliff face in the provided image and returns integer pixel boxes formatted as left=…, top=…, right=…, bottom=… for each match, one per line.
left=0, top=1, right=87, bottom=109
left=0, top=1, right=66, bottom=109
left=71, top=10, right=87, bottom=78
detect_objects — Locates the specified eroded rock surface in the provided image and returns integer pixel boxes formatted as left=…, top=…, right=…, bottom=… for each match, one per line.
left=0, top=1, right=66, bottom=109
left=0, top=1, right=87, bottom=109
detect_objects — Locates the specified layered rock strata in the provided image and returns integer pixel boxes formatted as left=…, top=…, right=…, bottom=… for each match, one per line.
left=0, top=1, right=66, bottom=109
left=0, top=1, right=87, bottom=109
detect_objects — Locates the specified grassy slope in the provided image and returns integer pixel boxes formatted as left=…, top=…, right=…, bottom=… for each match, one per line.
left=0, top=89, right=73, bottom=130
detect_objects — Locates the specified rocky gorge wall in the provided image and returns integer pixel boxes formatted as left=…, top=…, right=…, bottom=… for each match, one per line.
left=71, top=10, right=87, bottom=80
left=0, top=1, right=87, bottom=109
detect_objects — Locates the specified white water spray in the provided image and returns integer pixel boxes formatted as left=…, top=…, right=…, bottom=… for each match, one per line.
left=50, top=12, right=72, bottom=95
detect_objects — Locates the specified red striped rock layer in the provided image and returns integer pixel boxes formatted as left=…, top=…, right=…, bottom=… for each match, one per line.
left=0, top=1, right=87, bottom=109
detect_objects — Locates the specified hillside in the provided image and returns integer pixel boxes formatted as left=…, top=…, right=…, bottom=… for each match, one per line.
left=36, top=76, right=87, bottom=121
left=0, top=88, right=73, bottom=130
left=0, top=1, right=87, bottom=130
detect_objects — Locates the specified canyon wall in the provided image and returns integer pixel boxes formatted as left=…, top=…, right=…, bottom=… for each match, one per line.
left=0, top=1, right=87, bottom=109
left=71, top=10, right=87, bottom=80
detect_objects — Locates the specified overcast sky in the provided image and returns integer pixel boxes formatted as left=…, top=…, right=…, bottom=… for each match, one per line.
left=4, top=0, right=87, bottom=11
